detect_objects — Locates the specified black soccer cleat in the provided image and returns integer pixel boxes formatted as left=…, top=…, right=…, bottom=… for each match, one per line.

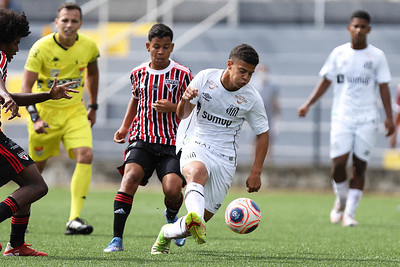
left=65, top=217, right=93, bottom=235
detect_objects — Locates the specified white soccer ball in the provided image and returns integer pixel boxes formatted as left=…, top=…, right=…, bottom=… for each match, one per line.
left=224, top=197, right=261, bottom=234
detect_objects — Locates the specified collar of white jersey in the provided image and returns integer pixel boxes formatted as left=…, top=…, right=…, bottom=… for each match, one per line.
left=146, top=59, right=175, bottom=75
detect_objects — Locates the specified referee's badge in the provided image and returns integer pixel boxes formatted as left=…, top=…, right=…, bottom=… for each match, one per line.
left=34, top=146, right=44, bottom=156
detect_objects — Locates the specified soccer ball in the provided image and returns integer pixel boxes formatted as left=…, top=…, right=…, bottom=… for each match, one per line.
left=224, top=197, right=261, bottom=234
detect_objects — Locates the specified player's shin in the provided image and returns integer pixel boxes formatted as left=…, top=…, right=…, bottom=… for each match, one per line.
left=184, top=182, right=205, bottom=218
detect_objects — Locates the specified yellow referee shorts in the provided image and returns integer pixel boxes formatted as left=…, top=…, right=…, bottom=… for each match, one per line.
left=28, top=103, right=92, bottom=161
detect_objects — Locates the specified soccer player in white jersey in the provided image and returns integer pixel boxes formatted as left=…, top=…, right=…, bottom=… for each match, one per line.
left=298, top=10, right=394, bottom=227
left=151, top=44, right=270, bottom=254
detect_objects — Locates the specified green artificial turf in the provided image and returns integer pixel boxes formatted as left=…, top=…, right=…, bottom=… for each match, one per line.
left=0, top=185, right=399, bottom=266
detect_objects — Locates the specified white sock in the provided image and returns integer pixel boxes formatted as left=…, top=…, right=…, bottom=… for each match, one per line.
left=163, top=217, right=189, bottom=239
left=344, top=188, right=363, bottom=218
left=184, top=182, right=205, bottom=218
left=332, top=180, right=347, bottom=208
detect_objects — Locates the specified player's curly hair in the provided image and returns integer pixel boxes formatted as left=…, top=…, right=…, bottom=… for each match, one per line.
left=0, top=8, right=30, bottom=44
left=148, top=23, right=173, bottom=42
left=229, top=44, right=259, bottom=66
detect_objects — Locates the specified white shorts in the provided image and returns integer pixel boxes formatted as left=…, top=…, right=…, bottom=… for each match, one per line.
left=180, top=140, right=236, bottom=214
left=330, top=119, right=378, bottom=162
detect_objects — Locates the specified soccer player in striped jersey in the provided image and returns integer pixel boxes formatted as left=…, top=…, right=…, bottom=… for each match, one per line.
left=104, top=23, right=193, bottom=252
left=0, top=8, right=78, bottom=256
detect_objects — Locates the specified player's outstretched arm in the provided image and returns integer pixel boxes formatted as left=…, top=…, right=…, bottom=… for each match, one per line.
left=0, top=79, right=20, bottom=120
left=11, top=77, right=78, bottom=106
left=379, top=83, right=395, bottom=137
left=298, top=78, right=331, bottom=117
left=114, top=97, right=138, bottom=143
left=246, top=131, right=269, bottom=193
left=86, top=61, right=99, bottom=127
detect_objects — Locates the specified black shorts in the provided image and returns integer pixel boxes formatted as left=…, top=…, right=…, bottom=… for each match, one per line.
left=117, top=139, right=185, bottom=187
left=0, top=131, right=34, bottom=187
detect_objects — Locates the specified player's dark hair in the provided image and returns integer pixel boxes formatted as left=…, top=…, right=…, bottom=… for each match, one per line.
left=351, top=10, right=371, bottom=24
left=0, top=8, right=30, bottom=44
left=148, top=23, right=173, bottom=42
left=58, top=2, right=82, bottom=20
left=229, top=44, right=259, bottom=66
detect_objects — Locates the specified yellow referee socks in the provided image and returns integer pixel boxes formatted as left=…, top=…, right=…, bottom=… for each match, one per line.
left=69, top=163, right=92, bottom=221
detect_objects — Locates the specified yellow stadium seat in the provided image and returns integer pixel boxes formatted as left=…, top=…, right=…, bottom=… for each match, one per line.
left=382, top=149, right=400, bottom=170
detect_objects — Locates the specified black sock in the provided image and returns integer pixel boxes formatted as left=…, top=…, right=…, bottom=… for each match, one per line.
left=113, top=191, right=133, bottom=238
left=0, top=196, right=19, bottom=223
left=10, top=214, right=29, bottom=248
left=164, top=193, right=183, bottom=221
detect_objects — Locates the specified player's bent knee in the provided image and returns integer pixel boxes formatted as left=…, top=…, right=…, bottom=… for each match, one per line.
left=121, top=171, right=143, bottom=191
left=75, top=147, right=93, bottom=163
left=30, top=182, right=48, bottom=201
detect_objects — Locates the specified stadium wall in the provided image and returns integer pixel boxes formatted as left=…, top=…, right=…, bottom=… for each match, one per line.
left=15, top=0, right=400, bottom=24
left=41, top=159, right=400, bottom=193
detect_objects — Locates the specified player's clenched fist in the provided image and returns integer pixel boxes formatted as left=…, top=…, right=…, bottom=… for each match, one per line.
left=182, top=86, right=198, bottom=101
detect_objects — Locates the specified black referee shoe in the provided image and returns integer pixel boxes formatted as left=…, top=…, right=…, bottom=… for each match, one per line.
left=65, top=217, right=93, bottom=235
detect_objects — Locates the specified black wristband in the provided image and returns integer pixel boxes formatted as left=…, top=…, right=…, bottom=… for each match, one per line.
left=27, top=105, right=40, bottom=122
left=30, top=113, right=40, bottom=122
left=88, top=103, right=98, bottom=110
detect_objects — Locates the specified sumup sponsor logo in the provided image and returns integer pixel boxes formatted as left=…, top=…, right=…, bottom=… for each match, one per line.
left=202, top=111, right=232, bottom=127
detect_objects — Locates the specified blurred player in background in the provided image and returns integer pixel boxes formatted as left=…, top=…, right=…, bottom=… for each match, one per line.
left=390, top=85, right=400, bottom=148
left=0, top=8, right=78, bottom=256
left=103, top=23, right=193, bottom=253
left=251, top=63, right=280, bottom=163
left=21, top=2, right=99, bottom=235
left=298, top=10, right=394, bottom=227
left=151, top=43, right=269, bottom=255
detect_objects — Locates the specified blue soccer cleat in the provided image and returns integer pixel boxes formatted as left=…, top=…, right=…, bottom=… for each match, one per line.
left=103, top=237, right=124, bottom=252
left=164, top=209, right=186, bottom=247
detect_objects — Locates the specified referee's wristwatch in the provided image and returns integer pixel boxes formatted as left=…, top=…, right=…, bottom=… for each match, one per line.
left=88, top=103, right=98, bottom=110
left=31, top=113, right=40, bottom=122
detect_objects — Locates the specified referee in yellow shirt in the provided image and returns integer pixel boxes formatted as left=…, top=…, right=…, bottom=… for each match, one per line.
left=21, top=2, right=99, bottom=235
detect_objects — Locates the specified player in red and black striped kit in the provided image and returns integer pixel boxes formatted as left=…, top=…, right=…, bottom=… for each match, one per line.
left=104, top=23, right=193, bottom=253
left=0, top=8, right=78, bottom=256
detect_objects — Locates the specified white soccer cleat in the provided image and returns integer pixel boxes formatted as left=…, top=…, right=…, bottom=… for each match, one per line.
left=330, top=198, right=345, bottom=224
left=330, top=209, right=344, bottom=224
left=342, top=215, right=358, bottom=227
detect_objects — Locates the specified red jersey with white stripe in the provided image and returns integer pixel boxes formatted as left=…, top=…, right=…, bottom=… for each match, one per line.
left=129, top=60, right=193, bottom=145
left=0, top=50, right=9, bottom=127
left=0, top=51, right=7, bottom=83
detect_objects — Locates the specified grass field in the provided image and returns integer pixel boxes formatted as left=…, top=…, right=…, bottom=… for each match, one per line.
left=0, top=184, right=399, bottom=266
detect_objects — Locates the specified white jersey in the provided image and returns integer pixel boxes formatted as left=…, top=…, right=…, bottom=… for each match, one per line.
left=177, top=68, right=269, bottom=158
left=320, top=43, right=391, bottom=122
